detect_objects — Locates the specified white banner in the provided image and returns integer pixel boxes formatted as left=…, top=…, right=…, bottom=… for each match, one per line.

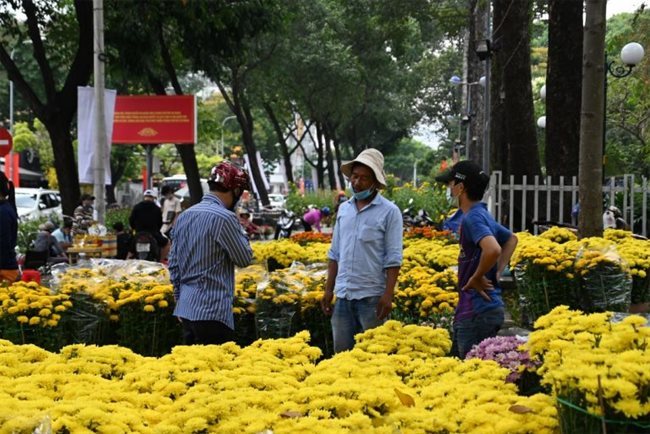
left=77, top=86, right=116, bottom=184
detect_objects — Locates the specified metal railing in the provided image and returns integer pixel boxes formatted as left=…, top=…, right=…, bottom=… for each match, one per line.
left=486, top=171, right=649, bottom=237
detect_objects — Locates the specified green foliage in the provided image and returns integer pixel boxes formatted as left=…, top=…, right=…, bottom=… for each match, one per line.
left=285, top=183, right=341, bottom=215
left=383, top=181, right=450, bottom=224
left=11, top=120, right=54, bottom=170
left=603, top=10, right=650, bottom=176
left=17, top=217, right=47, bottom=254
left=105, top=208, right=132, bottom=232
left=384, top=138, right=437, bottom=184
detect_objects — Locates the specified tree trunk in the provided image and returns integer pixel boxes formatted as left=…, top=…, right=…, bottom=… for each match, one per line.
left=500, top=0, right=541, bottom=178
left=0, top=0, right=93, bottom=215
left=579, top=0, right=606, bottom=238
left=263, top=102, right=294, bottom=184
left=333, top=138, right=346, bottom=190
left=491, top=0, right=541, bottom=230
left=48, top=124, right=82, bottom=215
left=324, top=128, right=336, bottom=190
left=546, top=0, right=582, bottom=178
left=467, top=0, right=488, bottom=165
left=315, top=123, right=326, bottom=188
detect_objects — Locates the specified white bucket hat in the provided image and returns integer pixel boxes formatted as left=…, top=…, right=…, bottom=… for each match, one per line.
left=340, top=148, right=387, bottom=188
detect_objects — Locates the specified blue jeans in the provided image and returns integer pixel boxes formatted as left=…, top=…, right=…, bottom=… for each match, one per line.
left=331, top=296, right=385, bottom=353
left=451, top=307, right=504, bottom=359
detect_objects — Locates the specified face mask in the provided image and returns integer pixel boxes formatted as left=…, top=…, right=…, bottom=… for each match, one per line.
left=448, top=184, right=460, bottom=207
left=353, top=186, right=375, bottom=201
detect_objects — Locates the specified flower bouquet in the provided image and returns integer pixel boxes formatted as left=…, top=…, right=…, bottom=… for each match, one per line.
left=465, top=335, right=541, bottom=395
left=511, top=232, right=580, bottom=327
left=528, top=307, right=650, bottom=433
left=574, top=240, right=632, bottom=313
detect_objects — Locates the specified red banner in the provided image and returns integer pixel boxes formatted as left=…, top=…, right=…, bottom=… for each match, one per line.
left=111, top=95, right=196, bottom=144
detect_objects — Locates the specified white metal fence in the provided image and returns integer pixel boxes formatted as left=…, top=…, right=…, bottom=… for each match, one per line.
left=486, top=171, right=649, bottom=237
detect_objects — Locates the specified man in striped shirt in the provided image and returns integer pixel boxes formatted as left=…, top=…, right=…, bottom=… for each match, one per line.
left=169, top=162, right=253, bottom=345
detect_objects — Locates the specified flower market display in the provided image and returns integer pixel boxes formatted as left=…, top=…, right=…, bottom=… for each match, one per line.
left=3, top=226, right=650, bottom=432
left=0, top=321, right=558, bottom=434
left=527, top=306, right=650, bottom=433
left=510, top=228, right=650, bottom=326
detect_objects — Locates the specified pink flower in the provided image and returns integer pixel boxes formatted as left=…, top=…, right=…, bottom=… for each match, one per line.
left=465, top=336, right=539, bottom=383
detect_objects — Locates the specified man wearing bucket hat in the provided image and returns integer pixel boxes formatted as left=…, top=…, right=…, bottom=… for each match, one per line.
left=169, top=161, right=253, bottom=345
left=321, top=148, right=403, bottom=353
left=440, top=160, right=518, bottom=358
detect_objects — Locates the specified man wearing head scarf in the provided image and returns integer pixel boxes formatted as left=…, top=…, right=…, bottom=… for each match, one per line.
left=0, top=171, right=18, bottom=283
left=320, top=148, right=403, bottom=353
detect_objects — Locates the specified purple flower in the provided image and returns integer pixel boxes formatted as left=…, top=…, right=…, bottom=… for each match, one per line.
left=465, top=336, right=538, bottom=383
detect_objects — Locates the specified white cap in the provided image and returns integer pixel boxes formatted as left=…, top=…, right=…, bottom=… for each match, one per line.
left=143, top=189, right=157, bottom=198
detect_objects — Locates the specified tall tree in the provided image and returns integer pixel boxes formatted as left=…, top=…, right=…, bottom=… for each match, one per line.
left=579, top=0, right=607, bottom=237
left=0, top=0, right=93, bottom=214
left=545, top=0, right=582, bottom=178
left=490, top=0, right=541, bottom=179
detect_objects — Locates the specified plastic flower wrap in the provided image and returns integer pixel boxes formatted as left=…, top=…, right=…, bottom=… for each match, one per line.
left=255, top=262, right=329, bottom=345
left=528, top=306, right=650, bottom=432
left=465, top=336, right=539, bottom=384
left=510, top=232, right=580, bottom=326
left=573, top=239, right=632, bottom=312
left=605, top=230, right=650, bottom=304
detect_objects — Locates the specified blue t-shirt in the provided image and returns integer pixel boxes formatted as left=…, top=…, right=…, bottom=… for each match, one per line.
left=455, top=202, right=511, bottom=321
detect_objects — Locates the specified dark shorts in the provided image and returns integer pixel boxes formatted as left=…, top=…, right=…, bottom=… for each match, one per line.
left=180, top=319, right=235, bottom=345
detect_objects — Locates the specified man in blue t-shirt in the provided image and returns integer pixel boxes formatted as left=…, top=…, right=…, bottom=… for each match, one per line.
left=437, top=161, right=518, bottom=358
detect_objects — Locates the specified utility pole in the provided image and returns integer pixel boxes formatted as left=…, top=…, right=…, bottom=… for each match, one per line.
left=93, top=0, right=106, bottom=223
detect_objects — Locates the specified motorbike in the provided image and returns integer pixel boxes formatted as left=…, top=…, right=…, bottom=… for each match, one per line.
left=129, top=231, right=161, bottom=262
left=274, top=209, right=297, bottom=240
left=402, top=199, right=435, bottom=228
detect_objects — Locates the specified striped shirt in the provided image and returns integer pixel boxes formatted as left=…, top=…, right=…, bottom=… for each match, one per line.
left=169, top=193, right=253, bottom=329
left=328, top=192, right=403, bottom=299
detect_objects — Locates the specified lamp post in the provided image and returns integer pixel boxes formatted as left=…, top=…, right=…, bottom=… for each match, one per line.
left=7, top=49, right=15, bottom=182
left=603, top=42, right=644, bottom=176
left=449, top=75, right=486, bottom=161
left=220, top=115, right=237, bottom=157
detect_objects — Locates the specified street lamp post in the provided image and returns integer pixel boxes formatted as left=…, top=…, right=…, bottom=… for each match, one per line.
left=603, top=42, right=644, bottom=176
left=7, top=49, right=15, bottom=182
left=450, top=75, right=486, bottom=162
left=220, top=115, right=237, bottom=157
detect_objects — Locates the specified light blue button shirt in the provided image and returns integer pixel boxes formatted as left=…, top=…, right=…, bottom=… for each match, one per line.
left=328, top=192, right=403, bottom=299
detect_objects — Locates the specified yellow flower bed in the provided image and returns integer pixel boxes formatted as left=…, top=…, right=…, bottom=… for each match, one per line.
left=403, top=238, right=459, bottom=271
left=0, top=321, right=557, bottom=433
left=393, top=266, right=458, bottom=324
left=0, top=281, right=70, bottom=328
left=528, top=306, right=650, bottom=428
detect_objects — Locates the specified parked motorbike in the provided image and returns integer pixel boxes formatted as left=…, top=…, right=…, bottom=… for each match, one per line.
left=402, top=199, right=435, bottom=228
left=129, top=231, right=161, bottom=262
left=274, top=210, right=297, bottom=240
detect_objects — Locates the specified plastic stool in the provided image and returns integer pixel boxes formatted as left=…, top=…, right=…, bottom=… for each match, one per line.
left=21, top=269, right=41, bottom=285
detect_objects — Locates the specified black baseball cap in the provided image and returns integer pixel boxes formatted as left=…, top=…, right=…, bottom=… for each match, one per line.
left=80, top=193, right=95, bottom=201
left=435, top=160, right=489, bottom=193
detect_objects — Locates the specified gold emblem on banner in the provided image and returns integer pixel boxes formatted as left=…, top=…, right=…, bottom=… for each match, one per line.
left=138, top=128, right=158, bottom=137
